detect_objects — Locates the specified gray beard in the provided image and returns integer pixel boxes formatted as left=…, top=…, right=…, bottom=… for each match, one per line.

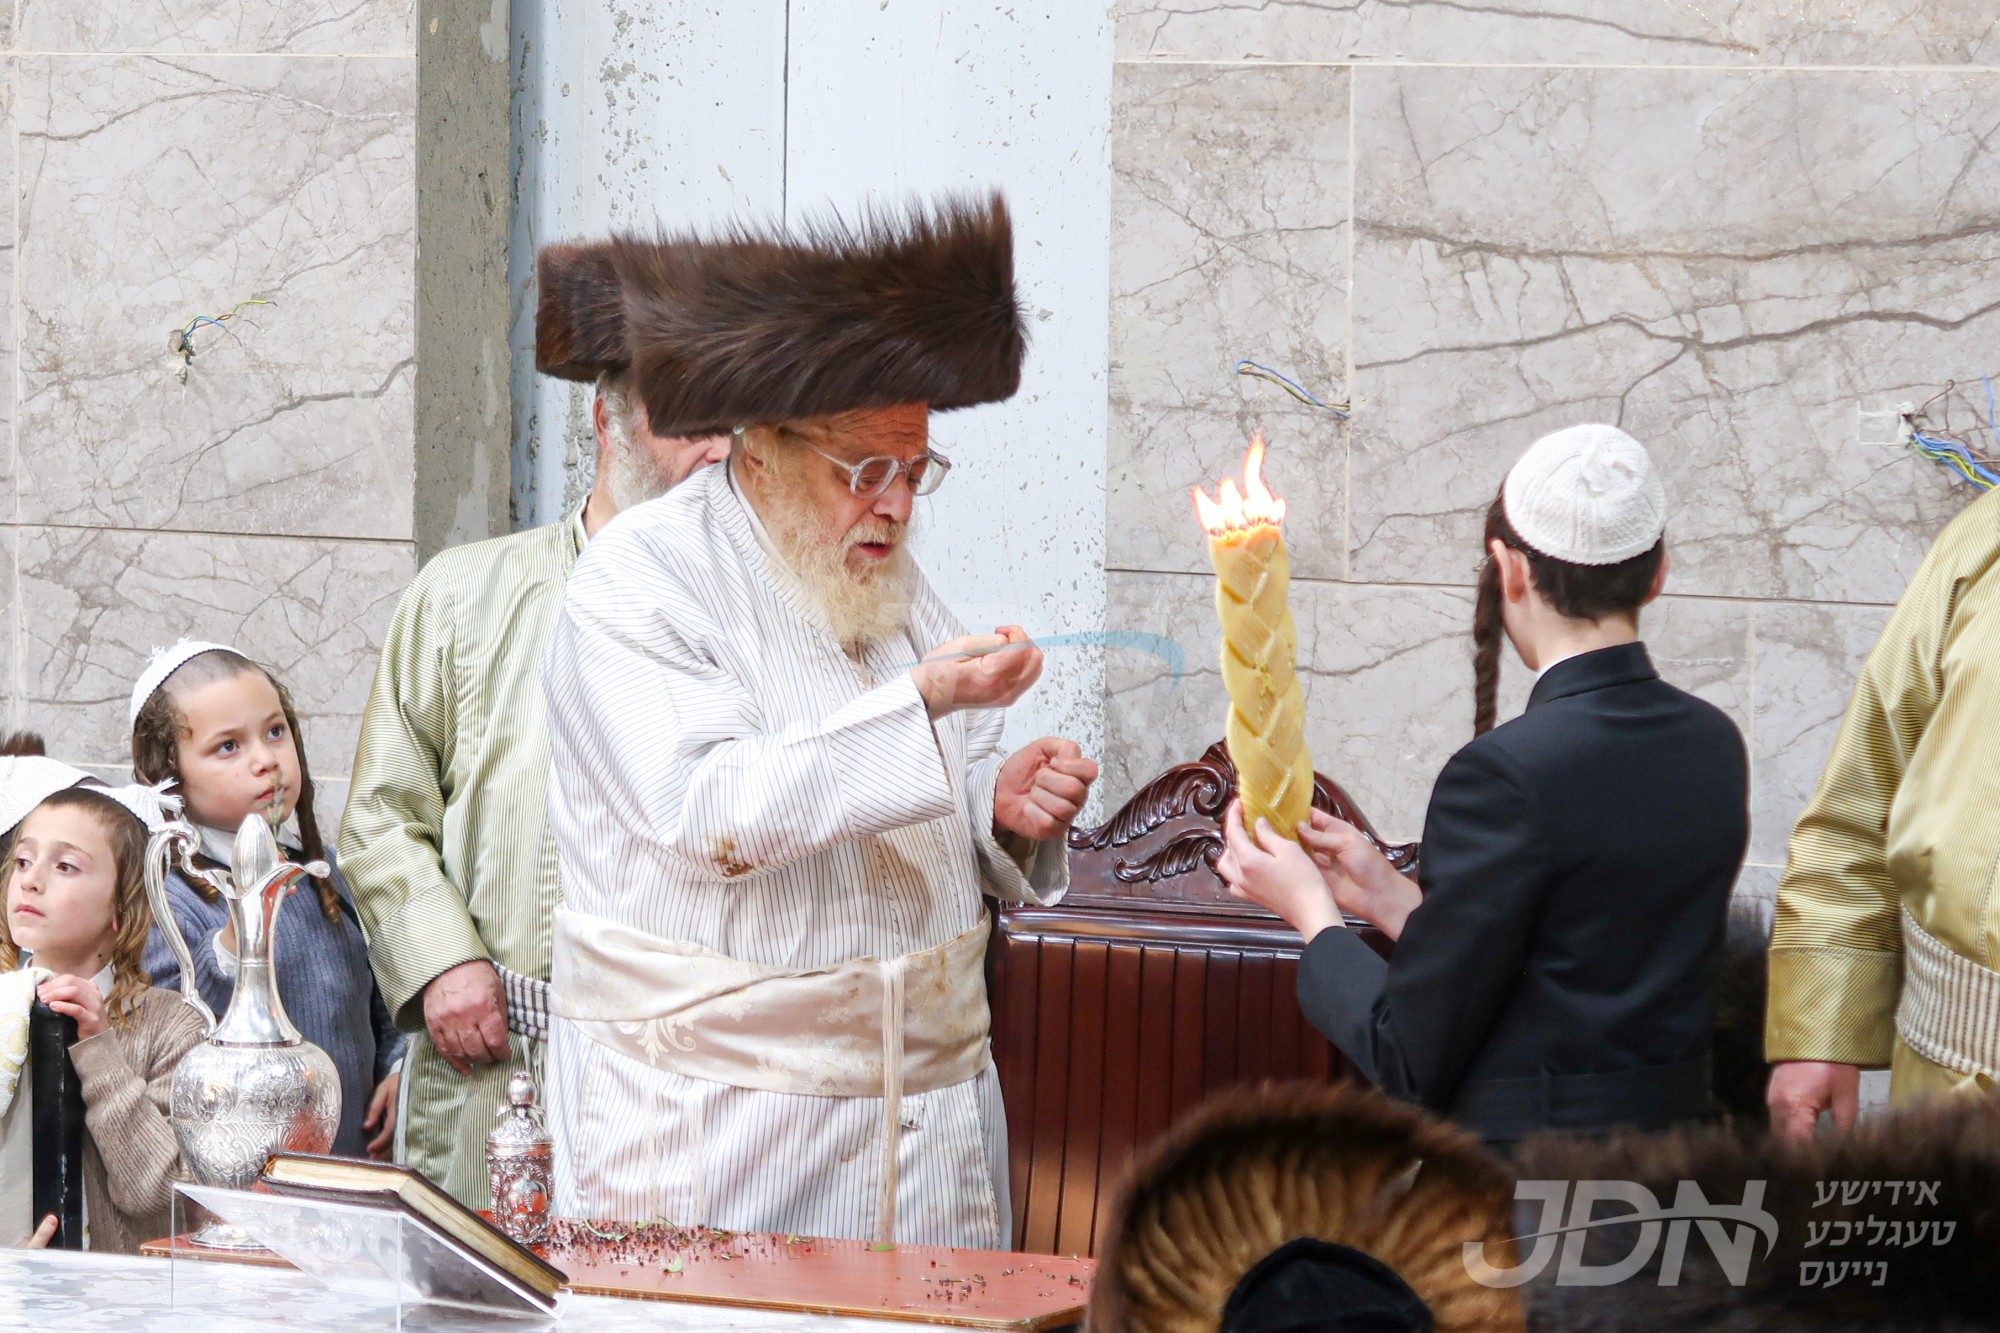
left=601, top=438, right=676, bottom=512
left=760, top=500, right=918, bottom=655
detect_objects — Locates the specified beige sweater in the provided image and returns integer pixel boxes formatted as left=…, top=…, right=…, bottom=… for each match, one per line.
left=66, top=985, right=206, bottom=1254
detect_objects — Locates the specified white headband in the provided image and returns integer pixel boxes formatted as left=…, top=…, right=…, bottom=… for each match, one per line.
left=88, top=780, right=184, bottom=835
left=129, top=639, right=236, bottom=725
left=0, top=757, right=92, bottom=836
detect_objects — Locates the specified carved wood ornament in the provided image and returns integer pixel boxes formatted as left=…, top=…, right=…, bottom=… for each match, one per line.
left=1064, top=741, right=1419, bottom=907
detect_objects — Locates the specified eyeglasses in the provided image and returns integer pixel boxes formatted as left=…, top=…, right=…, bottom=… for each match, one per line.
left=799, top=439, right=953, bottom=497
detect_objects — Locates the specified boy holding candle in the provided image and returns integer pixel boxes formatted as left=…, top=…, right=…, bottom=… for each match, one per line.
left=1217, top=425, right=1750, bottom=1143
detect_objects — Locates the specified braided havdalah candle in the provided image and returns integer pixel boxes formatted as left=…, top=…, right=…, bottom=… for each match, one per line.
left=1193, top=435, right=1313, bottom=842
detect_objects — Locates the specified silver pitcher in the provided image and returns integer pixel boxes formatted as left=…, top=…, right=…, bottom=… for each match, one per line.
left=148, top=812, right=342, bottom=1249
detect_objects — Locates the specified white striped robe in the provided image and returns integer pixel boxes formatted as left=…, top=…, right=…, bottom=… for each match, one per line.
left=539, top=460, right=1067, bottom=1247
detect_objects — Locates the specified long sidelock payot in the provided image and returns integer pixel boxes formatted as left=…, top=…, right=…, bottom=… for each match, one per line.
left=1193, top=434, right=1313, bottom=841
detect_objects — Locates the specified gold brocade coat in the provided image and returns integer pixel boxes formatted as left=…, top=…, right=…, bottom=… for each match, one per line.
left=1767, top=486, right=2000, bottom=1098
left=339, top=517, right=582, bottom=1205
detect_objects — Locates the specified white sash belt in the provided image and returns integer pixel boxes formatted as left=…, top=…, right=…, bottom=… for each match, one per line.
left=551, top=906, right=992, bottom=1242
left=1896, top=906, right=2000, bottom=1079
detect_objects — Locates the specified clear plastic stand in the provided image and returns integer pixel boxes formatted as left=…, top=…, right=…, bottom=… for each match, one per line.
left=168, top=1184, right=562, bottom=1329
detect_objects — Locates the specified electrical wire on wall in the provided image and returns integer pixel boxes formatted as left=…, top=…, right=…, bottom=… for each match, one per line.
left=1904, top=379, right=2000, bottom=491
left=1233, top=360, right=1350, bottom=417
left=168, top=297, right=273, bottom=385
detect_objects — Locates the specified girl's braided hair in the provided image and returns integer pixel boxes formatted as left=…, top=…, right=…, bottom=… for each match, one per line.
left=130, top=649, right=340, bottom=923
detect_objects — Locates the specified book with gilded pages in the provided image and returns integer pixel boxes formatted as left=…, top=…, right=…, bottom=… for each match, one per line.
left=257, top=1152, right=565, bottom=1311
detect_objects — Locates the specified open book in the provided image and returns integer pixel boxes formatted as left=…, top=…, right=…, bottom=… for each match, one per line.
left=259, top=1152, right=565, bottom=1310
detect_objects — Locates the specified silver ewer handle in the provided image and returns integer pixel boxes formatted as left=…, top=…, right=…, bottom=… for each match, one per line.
left=144, top=820, right=217, bottom=1034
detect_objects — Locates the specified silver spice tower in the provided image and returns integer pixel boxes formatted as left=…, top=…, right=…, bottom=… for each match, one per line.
left=486, top=1070, right=553, bottom=1245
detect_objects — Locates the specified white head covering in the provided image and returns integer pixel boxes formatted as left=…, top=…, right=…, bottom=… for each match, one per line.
left=128, top=639, right=235, bottom=725
left=88, top=781, right=183, bottom=835
left=1501, top=424, right=1667, bottom=566
left=0, top=757, right=92, bottom=837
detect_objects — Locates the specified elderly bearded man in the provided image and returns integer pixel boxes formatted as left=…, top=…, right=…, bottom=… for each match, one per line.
left=537, top=195, right=1098, bottom=1248
left=341, top=290, right=729, bottom=1205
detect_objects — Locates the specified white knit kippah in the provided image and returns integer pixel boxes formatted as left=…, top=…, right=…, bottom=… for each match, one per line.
left=0, top=756, right=92, bottom=836
left=128, top=639, right=236, bottom=725
left=87, top=780, right=183, bottom=835
left=1501, top=424, right=1666, bottom=566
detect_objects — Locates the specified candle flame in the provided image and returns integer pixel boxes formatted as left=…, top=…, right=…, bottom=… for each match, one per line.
left=1192, top=434, right=1288, bottom=535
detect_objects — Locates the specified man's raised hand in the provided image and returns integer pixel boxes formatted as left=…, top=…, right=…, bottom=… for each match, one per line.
left=421, top=959, right=511, bottom=1076
left=994, top=738, right=1099, bottom=843
left=913, top=626, right=1043, bottom=720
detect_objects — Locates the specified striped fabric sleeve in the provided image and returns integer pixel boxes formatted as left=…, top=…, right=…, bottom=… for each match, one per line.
left=1766, top=494, right=1999, bottom=1065
left=340, top=566, right=490, bottom=1029
left=962, top=706, right=1068, bottom=906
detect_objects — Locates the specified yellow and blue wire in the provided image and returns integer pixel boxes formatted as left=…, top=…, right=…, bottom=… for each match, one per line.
left=1234, top=360, right=1350, bottom=417
left=1908, top=376, right=2000, bottom=492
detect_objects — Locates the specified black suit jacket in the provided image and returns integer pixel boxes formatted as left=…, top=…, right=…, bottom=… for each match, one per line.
left=1299, top=642, right=1749, bottom=1140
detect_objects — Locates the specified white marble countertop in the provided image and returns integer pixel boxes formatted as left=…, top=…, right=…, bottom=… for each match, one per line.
left=0, top=1250, right=913, bottom=1333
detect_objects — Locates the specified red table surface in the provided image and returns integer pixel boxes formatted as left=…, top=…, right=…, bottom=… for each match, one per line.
left=144, top=1216, right=1093, bottom=1331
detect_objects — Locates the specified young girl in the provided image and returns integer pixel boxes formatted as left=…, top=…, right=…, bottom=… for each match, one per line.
left=4, top=785, right=206, bottom=1252
left=1218, top=425, right=1750, bottom=1144
left=131, top=642, right=404, bottom=1160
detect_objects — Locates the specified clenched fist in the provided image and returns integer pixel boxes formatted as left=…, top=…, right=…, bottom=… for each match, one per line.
left=994, top=738, right=1099, bottom=843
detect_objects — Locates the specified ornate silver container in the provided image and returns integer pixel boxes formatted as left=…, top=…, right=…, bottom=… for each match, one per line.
left=486, top=1071, right=552, bottom=1245
left=148, top=813, right=342, bottom=1250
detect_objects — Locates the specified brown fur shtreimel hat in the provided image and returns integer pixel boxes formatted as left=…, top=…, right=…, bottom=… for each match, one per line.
left=534, top=192, right=1026, bottom=439
left=1090, top=1083, right=1526, bottom=1333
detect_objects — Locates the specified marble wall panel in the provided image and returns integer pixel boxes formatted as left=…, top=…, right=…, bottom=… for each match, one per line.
left=1114, top=0, right=1758, bottom=65
left=1347, top=66, right=1997, bottom=605
left=1749, top=599, right=1894, bottom=866
left=1106, top=570, right=1479, bottom=842
left=1110, top=62, right=1349, bottom=578
left=14, top=527, right=413, bottom=774
left=18, top=0, right=417, bottom=54
left=1111, top=402, right=1346, bottom=579
left=1764, top=1, right=2000, bottom=67
left=1107, top=572, right=1756, bottom=845
left=11, top=55, right=416, bottom=542
left=0, top=528, right=17, bottom=734
left=1111, top=63, right=1348, bottom=418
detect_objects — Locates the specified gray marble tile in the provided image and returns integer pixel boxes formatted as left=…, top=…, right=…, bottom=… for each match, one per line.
left=1347, top=66, right=1993, bottom=604
left=1111, top=63, right=1349, bottom=420
left=1764, top=1, right=2000, bottom=66
left=10, top=55, right=416, bottom=542
left=1110, top=401, right=1346, bottom=579
left=0, top=528, right=17, bottom=740
left=1749, top=599, right=1894, bottom=866
left=18, top=0, right=416, bottom=54
left=1106, top=571, right=1479, bottom=842
left=15, top=527, right=414, bottom=775
left=1108, top=64, right=1349, bottom=579
left=1114, top=0, right=1758, bottom=64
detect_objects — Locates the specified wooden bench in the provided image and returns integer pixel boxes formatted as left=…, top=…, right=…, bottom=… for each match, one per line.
left=989, top=743, right=1411, bottom=1255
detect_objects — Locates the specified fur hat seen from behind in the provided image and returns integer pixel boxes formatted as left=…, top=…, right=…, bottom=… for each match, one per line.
left=1090, top=1083, right=1525, bottom=1333
left=534, top=193, right=1026, bottom=438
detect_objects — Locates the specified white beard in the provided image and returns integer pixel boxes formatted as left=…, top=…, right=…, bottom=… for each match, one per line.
left=757, top=481, right=918, bottom=654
